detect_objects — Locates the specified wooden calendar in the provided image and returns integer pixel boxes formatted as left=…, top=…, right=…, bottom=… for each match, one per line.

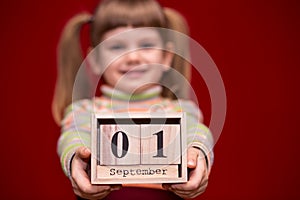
left=91, top=113, right=187, bottom=184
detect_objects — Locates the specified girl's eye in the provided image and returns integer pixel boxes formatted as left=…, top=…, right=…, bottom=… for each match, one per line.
left=108, top=44, right=125, bottom=51
left=140, top=43, right=155, bottom=48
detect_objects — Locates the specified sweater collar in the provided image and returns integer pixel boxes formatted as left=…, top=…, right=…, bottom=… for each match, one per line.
left=100, top=85, right=162, bottom=101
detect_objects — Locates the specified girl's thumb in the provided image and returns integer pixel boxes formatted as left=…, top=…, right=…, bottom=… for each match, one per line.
left=77, top=146, right=91, bottom=158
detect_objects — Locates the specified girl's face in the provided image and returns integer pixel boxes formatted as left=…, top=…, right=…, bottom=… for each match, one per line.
left=95, top=26, right=173, bottom=94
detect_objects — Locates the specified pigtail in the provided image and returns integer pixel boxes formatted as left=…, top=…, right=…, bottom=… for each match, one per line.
left=161, top=8, right=191, bottom=99
left=52, top=13, right=92, bottom=125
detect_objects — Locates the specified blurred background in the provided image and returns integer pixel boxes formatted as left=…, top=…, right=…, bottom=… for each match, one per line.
left=0, top=0, right=299, bottom=199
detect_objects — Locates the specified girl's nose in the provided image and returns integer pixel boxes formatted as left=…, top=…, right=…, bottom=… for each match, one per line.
left=126, top=50, right=140, bottom=64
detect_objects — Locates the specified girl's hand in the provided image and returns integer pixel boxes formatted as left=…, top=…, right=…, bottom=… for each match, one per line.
left=70, top=147, right=122, bottom=199
left=162, top=147, right=209, bottom=199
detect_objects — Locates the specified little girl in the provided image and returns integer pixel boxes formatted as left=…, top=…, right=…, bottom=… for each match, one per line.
left=52, top=0, right=214, bottom=199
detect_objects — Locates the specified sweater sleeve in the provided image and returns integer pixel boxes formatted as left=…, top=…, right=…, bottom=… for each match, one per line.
left=57, top=99, right=93, bottom=177
left=175, top=99, right=214, bottom=173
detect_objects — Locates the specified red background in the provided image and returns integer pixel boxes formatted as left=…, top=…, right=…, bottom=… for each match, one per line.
left=1, top=0, right=299, bottom=199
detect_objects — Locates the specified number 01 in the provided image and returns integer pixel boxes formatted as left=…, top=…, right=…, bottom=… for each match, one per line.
left=110, top=130, right=167, bottom=158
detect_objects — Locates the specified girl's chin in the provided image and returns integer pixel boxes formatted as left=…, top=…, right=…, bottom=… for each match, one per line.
left=116, top=83, right=157, bottom=94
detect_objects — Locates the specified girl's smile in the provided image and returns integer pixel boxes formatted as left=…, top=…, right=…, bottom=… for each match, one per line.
left=119, top=65, right=148, bottom=79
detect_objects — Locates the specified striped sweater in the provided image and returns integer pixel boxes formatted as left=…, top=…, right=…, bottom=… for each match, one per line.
left=57, top=85, right=214, bottom=178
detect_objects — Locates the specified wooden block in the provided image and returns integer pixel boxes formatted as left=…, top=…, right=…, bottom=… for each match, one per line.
left=140, top=124, right=181, bottom=165
left=91, top=113, right=187, bottom=184
left=99, top=124, right=140, bottom=165
left=96, top=165, right=180, bottom=184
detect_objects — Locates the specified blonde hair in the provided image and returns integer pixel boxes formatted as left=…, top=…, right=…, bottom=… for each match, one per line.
left=52, top=0, right=191, bottom=125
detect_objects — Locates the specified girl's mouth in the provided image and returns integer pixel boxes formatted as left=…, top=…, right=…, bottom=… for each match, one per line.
left=120, top=68, right=147, bottom=78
